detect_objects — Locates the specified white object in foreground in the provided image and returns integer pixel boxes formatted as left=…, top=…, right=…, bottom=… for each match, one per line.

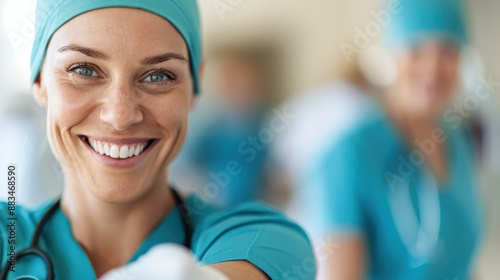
left=99, top=244, right=230, bottom=280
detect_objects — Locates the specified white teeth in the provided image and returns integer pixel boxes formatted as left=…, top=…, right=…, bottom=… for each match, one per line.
left=88, top=138, right=150, bottom=159
left=104, top=143, right=110, bottom=156
left=119, top=146, right=129, bottom=159
left=110, top=145, right=119, bottom=158
left=98, top=142, right=104, bottom=155
left=134, top=145, right=142, bottom=156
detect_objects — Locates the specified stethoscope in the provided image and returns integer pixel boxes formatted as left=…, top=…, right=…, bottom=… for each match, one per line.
left=0, top=188, right=192, bottom=280
left=387, top=171, right=441, bottom=268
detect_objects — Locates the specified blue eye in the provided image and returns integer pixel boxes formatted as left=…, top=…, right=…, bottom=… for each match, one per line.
left=144, top=72, right=170, bottom=83
left=74, top=66, right=98, bottom=77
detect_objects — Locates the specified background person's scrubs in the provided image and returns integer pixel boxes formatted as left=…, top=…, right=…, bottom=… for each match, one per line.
left=304, top=105, right=483, bottom=279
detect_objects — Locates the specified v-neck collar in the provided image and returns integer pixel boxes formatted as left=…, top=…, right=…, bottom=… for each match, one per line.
left=42, top=202, right=187, bottom=279
left=375, top=105, right=457, bottom=191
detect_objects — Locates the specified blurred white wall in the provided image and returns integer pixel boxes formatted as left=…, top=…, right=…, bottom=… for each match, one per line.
left=0, top=0, right=36, bottom=97
left=199, top=0, right=382, bottom=96
left=0, top=0, right=63, bottom=209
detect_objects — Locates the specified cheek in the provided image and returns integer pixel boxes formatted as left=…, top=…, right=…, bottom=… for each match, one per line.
left=436, top=59, right=460, bottom=101
left=146, top=89, right=191, bottom=150
left=396, top=60, right=417, bottom=98
left=148, top=82, right=192, bottom=127
left=152, top=92, right=190, bottom=149
left=443, top=62, right=460, bottom=85
left=397, top=57, right=413, bottom=82
left=46, top=84, right=96, bottom=163
left=49, top=81, right=98, bottom=120
left=145, top=90, right=192, bottom=175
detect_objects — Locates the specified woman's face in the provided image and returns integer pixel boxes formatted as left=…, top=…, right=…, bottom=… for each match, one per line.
left=34, top=8, right=195, bottom=202
left=393, top=41, right=460, bottom=119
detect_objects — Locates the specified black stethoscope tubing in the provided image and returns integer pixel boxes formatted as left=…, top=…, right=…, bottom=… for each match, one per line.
left=1, top=188, right=192, bottom=280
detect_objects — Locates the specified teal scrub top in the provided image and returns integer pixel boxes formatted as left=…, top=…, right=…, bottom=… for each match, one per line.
left=0, top=194, right=316, bottom=279
left=305, top=105, right=483, bottom=280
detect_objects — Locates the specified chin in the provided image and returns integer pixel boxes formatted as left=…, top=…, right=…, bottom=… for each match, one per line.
left=86, top=174, right=154, bottom=204
left=411, top=103, right=446, bottom=121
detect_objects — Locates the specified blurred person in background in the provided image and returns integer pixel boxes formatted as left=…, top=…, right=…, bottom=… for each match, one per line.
left=303, top=0, right=484, bottom=279
left=271, top=56, right=374, bottom=226
left=170, top=50, right=271, bottom=208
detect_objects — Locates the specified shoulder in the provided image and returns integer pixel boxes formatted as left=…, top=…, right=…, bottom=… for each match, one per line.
left=444, top=121, right=479, bottom=169
left=0, top=201, right=41, bottom=230
left=347, top=104, right=392, bottom=142
left=0, top=201, right=47, bottom=268
left=183, top=194, right=316, bottom=279
left=448, top=121, right=477, bottom=154
left=321, top=104, right=392, bottom=161
left=307, top=104, right=398, bottom=195
left=183, top=194, right=305, bottom=237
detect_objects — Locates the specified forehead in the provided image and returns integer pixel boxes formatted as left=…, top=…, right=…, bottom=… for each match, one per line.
left=396, top=41, right=460, bottom=62
left=407, top=39, right=461, bottom=52
left=48, top=7, right=188, bottom=58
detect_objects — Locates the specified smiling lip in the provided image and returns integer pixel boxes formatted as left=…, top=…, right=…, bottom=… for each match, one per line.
left=79, top=135, right=158, bottom=169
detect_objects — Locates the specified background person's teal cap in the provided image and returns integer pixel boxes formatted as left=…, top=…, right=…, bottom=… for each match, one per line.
left=31, top=0, right=202, bottom=94
left=384, top=0, right=469, bottom=49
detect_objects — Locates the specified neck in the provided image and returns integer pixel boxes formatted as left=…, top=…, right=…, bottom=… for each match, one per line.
left=383, top=88, right=449, bottom=182
left=60, top=174, right=174, bottom=276
left=384, top=89, right=440, bottom=140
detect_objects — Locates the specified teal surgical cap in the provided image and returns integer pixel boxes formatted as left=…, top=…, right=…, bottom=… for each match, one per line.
left=31, top=0, right=202, bottom=94
left=384, top=0, right=469, bottom=49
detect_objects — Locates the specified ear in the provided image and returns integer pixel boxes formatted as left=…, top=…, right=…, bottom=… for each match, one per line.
left=32, top=74, right=48, bottom=107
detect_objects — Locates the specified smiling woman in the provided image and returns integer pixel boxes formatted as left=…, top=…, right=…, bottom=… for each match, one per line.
left=0, top=1, right=316, bottom=279
left=37, top=8, right=194, bottom=204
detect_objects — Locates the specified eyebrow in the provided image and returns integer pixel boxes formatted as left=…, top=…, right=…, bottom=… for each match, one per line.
left=140, top=53, right=188, bottom=65
left=58, top=44, right=109, bottom=60
left=57, top=44, right=188, bottom=65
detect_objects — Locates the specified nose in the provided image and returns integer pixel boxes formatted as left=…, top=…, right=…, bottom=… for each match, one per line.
left=100, top=81, right=143, bottom=130
left=422, top=46, right=447, bottom=82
